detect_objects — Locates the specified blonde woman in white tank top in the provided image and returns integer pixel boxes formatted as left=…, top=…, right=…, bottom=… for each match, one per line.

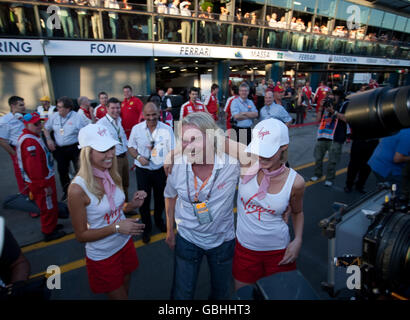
left=225, top=118, right=305, bottom=291
left=68, top=124, right=147, bottom=300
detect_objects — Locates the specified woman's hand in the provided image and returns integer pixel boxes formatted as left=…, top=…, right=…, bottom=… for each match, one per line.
left=118, top=219, right=145, bottom=236
left=130, top=190, right=147, bottom=209
left=278, top=238, right=302, bottom=265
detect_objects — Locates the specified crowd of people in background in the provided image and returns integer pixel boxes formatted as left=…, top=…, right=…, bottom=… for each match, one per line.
left=0, top=0, right=401, bottom=47
left=1, top=75, right=409, bottom=300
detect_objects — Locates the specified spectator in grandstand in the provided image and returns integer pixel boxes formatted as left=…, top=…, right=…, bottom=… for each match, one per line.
left=74, top=0, right=89, bottom=39
left=168, top=0, right=180, bottom=42
left=105, top=0, right=120, bottom=39
left=180, top=1, right=192, bottom=43
left=89, top=0, right=103, bottom=39
left=55, top=0, right=75, bottom=38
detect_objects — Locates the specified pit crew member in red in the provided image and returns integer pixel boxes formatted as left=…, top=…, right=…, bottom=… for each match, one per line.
left=17, top=112, right=66, bottom=242
left=203, top=83, right=219, bottom=121
left=121, top=85, right=143, bottom=139
left=179, top=87, right=209, bottom=119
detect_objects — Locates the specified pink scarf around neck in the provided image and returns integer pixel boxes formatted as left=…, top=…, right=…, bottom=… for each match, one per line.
left=241, top=163, right=286, bottom=200
left=92, top=167, right=116, bottom=211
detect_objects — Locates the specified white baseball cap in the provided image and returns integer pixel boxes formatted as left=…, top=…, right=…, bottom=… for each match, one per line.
left=78, top=124, right=119, bottom=152
left=245, top=118, right=289, bottom=158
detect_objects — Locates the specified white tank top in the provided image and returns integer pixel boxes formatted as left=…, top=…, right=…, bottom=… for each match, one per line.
left=72, top=176, right=130, bottom=261
left=236, top=168, right=296, bottom=251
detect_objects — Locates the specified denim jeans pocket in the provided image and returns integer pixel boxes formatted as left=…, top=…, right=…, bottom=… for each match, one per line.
left=214, top=239, right=235, bottom=265
left=175, top=234, right=202, bottom=263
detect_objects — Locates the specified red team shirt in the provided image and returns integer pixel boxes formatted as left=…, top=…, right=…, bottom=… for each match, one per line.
left=94, top=104, right=108, bottom=121
left=314, top=85, right=331, bottom=112
left=121, top=96, right=144, bottom=138
left=224, top=95, right=238, bottom=130
left=179, top=99, right=207, bottom=119
left=204, top=93, right=219, bottom=121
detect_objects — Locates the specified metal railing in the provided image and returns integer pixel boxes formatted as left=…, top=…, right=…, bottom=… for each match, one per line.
left=0, top=0, right=409, bottom=60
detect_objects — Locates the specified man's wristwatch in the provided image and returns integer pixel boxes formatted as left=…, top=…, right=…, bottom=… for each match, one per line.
left=136, top=154, right=141, bottom=161
left=115, top=224, right=120, bottom=233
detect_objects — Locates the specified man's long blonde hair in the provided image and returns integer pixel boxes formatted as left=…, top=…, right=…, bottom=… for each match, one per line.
left=76, top=146, right=123, bottom=202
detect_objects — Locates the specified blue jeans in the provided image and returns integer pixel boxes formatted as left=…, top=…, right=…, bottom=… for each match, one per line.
left=171, top=233, right=235, bottom=300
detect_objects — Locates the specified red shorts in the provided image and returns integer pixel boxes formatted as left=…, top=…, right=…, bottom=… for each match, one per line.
left=85, top=238, right=139, bottom=294
left=232, top=240, right=296, bottom=284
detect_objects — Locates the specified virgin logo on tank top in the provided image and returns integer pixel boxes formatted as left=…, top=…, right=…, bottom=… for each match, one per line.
left=240, top=192, right=276, bottom=221
left=103, top=205, right=123, bottom=225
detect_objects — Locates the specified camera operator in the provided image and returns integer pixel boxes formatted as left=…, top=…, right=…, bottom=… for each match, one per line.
left=310, top=87, right=349, bottom=187
left=368, top=128, right=410, bottom=194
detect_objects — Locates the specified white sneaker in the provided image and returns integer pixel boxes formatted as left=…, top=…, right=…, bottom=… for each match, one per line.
left=324, top=180, right=333, bottom=187
left=310, top=176, right=319, bottom=182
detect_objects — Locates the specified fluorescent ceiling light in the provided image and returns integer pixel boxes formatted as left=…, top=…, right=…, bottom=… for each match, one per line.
left=162, top=66, right=170, bottom=69
left=170, top=70, right=176, bottom=73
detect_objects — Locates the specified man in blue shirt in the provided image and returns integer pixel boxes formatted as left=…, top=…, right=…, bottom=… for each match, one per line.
left=230, top=83, right=258, bottom=145
left=259, top=90, right=293, bottom=126
left=368, top=128, right=410, bottom=192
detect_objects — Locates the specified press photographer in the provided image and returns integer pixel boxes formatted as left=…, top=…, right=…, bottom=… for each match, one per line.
left=310, top=87, right=349, bottom=187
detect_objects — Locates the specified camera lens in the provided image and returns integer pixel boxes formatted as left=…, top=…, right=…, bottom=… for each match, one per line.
left=345, top=86, right=410, bottom=139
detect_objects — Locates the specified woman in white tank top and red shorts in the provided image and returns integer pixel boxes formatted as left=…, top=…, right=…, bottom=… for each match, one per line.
left=68, top=124, right=147, bottom=299
left=230, top=118, right=305, bottom=291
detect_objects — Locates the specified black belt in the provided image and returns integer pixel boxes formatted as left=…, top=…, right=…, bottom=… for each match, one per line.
left=57, top=143, right=78, bottom=148
left=117, top=152, right=127, bottom=158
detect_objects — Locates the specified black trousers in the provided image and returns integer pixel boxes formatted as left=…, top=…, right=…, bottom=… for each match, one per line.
left=53, top=143, right=80, bottom=195
left=345, top=139, right=379, bottom=190
left=232, top=126, right=252, bottom=146
left=135, top=166, right=166, bottom=234
left=295, top=106, right=305, bottom=124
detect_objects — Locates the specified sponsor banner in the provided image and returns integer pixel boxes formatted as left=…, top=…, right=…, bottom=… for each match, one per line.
left=44, top=40, right=153, bottom=56
left=2, top=39, right=410, bottom=67
left=0, top=39, right=43, bottom=56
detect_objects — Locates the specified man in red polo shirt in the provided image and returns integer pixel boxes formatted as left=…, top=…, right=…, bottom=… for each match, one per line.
left=121, top=85, right=144, bottom=138
left=203, top=83, right=219, bottom=121
left=179, top=87, right=209, bottom=119
left=313, top=81, right=331, bottom=113
left=94, top=91, right=108, bottom=121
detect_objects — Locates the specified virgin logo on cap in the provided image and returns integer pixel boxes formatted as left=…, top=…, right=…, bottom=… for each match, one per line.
left=258, top=128, right=270, bottom=140
left=97, top=128, right=107, bottom=136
